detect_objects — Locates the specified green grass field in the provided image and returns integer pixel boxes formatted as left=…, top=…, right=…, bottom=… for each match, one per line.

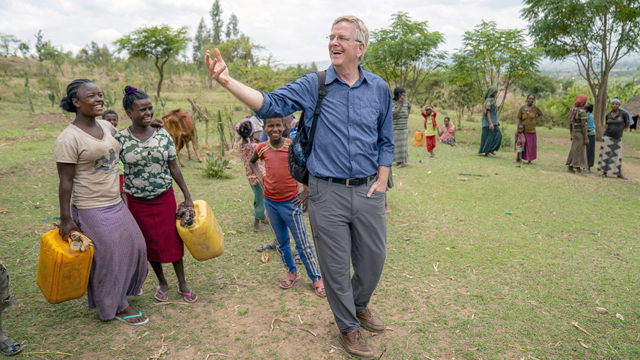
left=1, top=82, right=640, bottom=359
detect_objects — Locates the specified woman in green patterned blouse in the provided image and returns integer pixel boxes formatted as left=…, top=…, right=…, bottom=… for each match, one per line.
left=117, top=86, right=198, bottom=304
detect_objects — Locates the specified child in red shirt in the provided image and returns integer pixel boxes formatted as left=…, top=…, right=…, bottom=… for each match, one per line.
left=249, top=118, right=325, bottom=297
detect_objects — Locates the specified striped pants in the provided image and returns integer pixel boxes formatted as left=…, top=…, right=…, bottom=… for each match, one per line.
left=264, top=196, right=321, bottom=282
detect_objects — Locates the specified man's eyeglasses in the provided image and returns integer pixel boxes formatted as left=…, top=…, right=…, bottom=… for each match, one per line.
left=326, top=35, right=362, bottom=44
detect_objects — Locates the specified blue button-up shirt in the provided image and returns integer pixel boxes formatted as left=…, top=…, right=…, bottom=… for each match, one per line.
left=255, top=65, right=394, bottom=179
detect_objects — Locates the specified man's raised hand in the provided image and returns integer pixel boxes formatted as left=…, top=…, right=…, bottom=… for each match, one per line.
left=205, top=49, right=230, bottom=87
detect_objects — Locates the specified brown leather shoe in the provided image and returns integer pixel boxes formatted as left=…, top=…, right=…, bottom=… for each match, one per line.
left=338, top=329, right=374, bottom=359
left=356, top=308, right=385, bottom=333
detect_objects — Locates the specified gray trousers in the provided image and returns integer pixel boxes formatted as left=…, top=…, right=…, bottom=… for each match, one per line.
left=308, top=175, right=387, bottom=333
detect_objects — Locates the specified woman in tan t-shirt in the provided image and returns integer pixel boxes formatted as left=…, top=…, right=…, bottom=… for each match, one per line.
left=54, top=79, right=150, bottom=326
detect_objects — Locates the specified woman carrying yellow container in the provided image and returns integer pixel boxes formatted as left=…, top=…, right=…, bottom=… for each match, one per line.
left=117, top=86, right=198, bottom=304
left=54, top=79, right=149, bottom=325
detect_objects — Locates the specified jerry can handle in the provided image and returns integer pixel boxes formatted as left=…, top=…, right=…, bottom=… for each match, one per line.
left=67, top=230, right=93, bottom=252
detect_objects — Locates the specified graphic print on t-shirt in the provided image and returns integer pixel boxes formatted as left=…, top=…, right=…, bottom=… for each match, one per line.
left=94, top=149, right=118, bottom=171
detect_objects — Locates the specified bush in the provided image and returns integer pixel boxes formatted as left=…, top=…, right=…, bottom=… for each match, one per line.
left=501, top=134, right=513, bottom=149
left=202, top=153, right=231, bottom=179
left=501, top=123, right=513, bottom=149
left=465, top=112, right=476, bottom=122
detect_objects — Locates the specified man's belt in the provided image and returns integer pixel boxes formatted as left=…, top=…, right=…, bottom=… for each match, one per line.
left=316, top=174, right=376, bottom=187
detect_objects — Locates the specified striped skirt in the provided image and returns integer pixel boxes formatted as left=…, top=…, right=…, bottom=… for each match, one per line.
left=71, top=201, right=148, bottom=320
left=393, top=129, right=409, bottom=164
left=598, top=136, right=623, bottom=176
left=565, top=132, right=588, bottom=169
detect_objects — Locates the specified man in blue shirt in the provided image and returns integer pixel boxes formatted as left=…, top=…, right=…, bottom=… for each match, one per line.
left=206, top=15, right=392, bottom=359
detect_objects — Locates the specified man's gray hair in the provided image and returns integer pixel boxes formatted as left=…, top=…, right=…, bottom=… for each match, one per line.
left=332, top=15, right=369, bottom=61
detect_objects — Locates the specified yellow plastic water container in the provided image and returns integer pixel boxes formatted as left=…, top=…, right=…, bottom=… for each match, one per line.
left=36, top=229, right=93, bottom=304
left=176, top=200, right=224, bottom=261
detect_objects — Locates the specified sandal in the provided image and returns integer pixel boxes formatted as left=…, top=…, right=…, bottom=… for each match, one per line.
left=279, top=272, right=300, bottom=289
left=154, top=286, right=169, bottom=302
left=257, top=240, right=278, bottom=252
left=312, top=280, right=326, bottom=297
left=294, top=251, right=303, bottom=265
left=178, top=289, right=198, bottom=303
left=115, top=311, right=149, bottom=326
left=1, top=338, right=23, bottom=356
left=617, top=175, right=628, bottom=180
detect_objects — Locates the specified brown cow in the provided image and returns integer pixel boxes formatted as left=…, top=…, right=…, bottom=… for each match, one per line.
left=162, top=108, right=202, bottom=167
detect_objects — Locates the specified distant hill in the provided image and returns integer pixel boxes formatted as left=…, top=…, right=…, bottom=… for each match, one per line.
left=539, top=56, right=640, bottom=80
left=278, top=60, right=331, bottom=70
left=286, top=56, right=640, bottom=81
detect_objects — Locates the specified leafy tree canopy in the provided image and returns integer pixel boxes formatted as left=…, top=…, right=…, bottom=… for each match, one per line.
left=451, top=20, right=542, bottom=113
left=114, top=25, right=190, bottom=98
left=363, top=11, right=446, bottom=103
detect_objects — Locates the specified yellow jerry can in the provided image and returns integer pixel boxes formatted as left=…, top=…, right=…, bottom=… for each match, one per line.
left=176, top=200, right=224, bottom=261
left=36, top=229, right=93, bottom=304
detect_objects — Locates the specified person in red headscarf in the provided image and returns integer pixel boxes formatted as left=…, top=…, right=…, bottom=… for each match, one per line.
left=565, top=94, right=589, bottom=174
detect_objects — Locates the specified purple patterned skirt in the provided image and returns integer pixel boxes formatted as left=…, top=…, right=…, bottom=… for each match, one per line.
left=71, top=201, right=148, bottom=320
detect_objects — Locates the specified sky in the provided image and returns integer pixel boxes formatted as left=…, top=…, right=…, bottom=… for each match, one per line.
left=0, top=0, right=528, bottom=65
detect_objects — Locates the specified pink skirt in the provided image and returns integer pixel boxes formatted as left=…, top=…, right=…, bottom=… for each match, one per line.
left=523, top=133, right=537, bottom=161
left=127, top=187, right=184, bottom=263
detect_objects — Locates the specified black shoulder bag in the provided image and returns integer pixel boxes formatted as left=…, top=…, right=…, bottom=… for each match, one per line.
left=288, top=71, right=328, bottom=185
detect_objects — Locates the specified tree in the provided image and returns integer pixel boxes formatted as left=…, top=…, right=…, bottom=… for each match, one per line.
left=193, top=17, right=211, bottom=65
left=363, top=12, right=446, bottom=104
left=77, top=42, right=112, bottom=69
left=0, top=34, right=20, bottom=57
left=209, top=0, right=224, bottom=46
left=18, top=42, right=30, bottom=58
left=114, top=25, right=190, bottom=98
left=211, top=35, right=263, bottom=66
left=514, top=73, right=558, bottom=96
left=521, top=0, right=640, bottom=140
left=445, top=57, right=484, bottom=128
left=34, top=30, right=50, bottom=63
left=33, top=30, right=67, bottom=75
left=226, top=13, right=240, bottom=40
left=452, top=21, right=542, bottom=114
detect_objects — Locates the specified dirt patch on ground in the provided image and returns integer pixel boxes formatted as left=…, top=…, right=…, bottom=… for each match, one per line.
left=29, top=113, right=71, bottom=126
left=540, top=136, right=571, bottom=147
left=540, top=136, right=640, bottom=182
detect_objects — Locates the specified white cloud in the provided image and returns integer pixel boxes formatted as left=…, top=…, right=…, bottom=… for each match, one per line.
left=1, top=0, right=529, bottom=63
left=93, top=29, right=123, bottom=42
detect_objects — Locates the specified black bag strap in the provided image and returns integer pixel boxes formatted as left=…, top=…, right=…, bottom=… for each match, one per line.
left=302, top=70, right=328, bottom=153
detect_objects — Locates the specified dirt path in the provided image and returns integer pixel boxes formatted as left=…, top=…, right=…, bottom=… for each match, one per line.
left=540, top=136, right=640, bottom=182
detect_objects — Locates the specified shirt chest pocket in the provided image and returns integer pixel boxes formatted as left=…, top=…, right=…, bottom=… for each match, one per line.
left=360, top=99, right=380, bottom=126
